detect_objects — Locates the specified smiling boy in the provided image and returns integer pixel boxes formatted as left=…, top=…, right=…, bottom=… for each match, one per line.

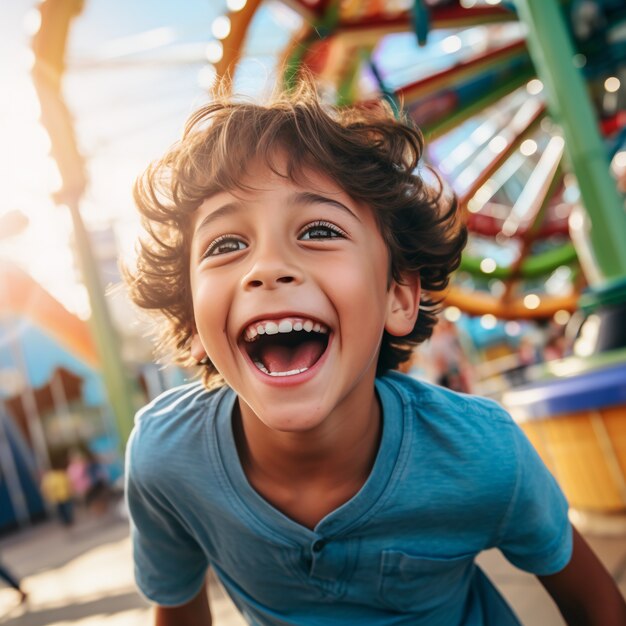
left=125, top=82, right=626, bottom=625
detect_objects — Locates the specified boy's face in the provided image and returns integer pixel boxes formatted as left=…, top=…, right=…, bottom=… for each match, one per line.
left=188, top=158, right=418, bottom=432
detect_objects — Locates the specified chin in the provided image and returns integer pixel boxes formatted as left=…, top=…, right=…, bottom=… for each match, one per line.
left=255, top=406, right=329, bottom=433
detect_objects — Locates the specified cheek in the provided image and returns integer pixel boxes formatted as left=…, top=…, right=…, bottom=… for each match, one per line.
left=192, top=277, right=229, bottom=341
left=329, top=257, right=389, bottom=326
left=350, top=242, right=390, bottom=298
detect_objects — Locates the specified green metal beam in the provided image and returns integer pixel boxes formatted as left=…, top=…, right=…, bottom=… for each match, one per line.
left=66, top=200, right=137, bottom=449
left=513, top=0, right=626, bottom=283
left=459, top=242, right=577, bottom=280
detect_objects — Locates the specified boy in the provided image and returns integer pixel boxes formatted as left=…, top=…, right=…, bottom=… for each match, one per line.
left=125, top=81, right=626, bottom=625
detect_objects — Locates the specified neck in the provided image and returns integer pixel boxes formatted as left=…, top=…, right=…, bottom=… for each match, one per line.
left=234, top=387, right=382, bottom=488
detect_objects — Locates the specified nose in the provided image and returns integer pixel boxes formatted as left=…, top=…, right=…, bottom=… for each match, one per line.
left=241, top=245, right=303, bottom=290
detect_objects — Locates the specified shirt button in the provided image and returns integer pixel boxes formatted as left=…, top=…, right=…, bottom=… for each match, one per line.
left=312, top=539, right=326, bottom=552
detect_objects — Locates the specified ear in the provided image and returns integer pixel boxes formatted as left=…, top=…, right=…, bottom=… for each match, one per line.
left=190, top=333, right=208, bottom=362
left=385, top=273, right=420, bottom=337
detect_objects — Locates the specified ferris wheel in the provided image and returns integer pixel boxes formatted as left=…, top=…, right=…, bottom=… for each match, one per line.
left=205, top=0, right=626, bottom=327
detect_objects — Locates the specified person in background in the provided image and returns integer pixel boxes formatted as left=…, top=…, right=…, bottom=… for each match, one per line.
left=67, top=443, right=110, bottom=514
left=40, top=453, right=74, bottom=527
left=67, top=445, right=92, bottom=506
left=83, top=447, right=110, bottom=515
left=423, top=317, right=472, bottom=392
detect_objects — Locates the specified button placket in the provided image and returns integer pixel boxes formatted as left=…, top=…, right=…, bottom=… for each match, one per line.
left=309, top=537, right=326, bottom=576
left=307, top=537, right=350, bottom=598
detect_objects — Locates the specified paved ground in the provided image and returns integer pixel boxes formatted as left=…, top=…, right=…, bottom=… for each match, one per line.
left=1, top=505, right=625, bottom=625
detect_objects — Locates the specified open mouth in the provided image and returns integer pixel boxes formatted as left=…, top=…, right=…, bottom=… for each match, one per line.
left=241, top=317, right=330, bottom=377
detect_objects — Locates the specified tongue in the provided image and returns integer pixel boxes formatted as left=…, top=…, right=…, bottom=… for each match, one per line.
left=260, top=338, right=325, bottom=374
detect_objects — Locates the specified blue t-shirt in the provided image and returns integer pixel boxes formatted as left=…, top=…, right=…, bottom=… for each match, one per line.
left=126, top=372, right=572, bottom=625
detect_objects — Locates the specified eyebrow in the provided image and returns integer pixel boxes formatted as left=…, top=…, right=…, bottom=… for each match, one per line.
left=290, top=191, right=361, bottom=222
left=193, top=201, right=242, bottom=239
left=193, top=189, right=361, bottom=238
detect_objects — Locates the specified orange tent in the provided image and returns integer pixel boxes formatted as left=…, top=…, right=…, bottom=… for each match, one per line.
left=0, top=263, right=99, bottom=369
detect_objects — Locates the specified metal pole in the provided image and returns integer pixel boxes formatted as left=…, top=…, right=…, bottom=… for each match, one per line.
left=513, top=0, right=626, bottom=283
left=31, top=0, right=138, bottom=454
left=66, top=198, right=137, bottom=449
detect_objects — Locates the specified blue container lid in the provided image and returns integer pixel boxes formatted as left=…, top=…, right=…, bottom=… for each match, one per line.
left=502, top=361, right=626, bottom=421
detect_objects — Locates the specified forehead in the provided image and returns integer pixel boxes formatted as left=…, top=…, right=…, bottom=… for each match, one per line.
left=192, top=156, right=367, bottom=226
left=233, top=151, right=345, bottom=197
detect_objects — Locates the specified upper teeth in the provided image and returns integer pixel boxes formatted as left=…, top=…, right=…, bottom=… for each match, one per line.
left=244, top=317, right=328, bottom=342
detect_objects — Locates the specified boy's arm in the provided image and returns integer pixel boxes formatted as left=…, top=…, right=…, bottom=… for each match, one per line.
left=537, top=527, right=626, bottom=625
left=154, top=581, right=211, bottom=626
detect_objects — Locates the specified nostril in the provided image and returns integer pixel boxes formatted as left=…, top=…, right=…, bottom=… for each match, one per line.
left=245, top=273, right=297, bottom=288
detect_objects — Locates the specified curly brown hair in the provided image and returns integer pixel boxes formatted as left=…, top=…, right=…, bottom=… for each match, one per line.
left=125, top=80, right=467, bottom=387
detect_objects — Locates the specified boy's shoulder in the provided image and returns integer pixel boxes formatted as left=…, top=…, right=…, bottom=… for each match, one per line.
left=134, top=381, right=223, bottom=424
left=128, top=382, right=230, bottom=472
left=380, top=372, right=544, bottom=524
left=380, top=371, right=520, bottom=470
left=382, top=370, right=513, bottom=428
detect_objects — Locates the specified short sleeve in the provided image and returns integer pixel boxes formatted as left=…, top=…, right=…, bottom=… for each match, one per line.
left=496, top=423, right=573, bottom=576
left=125, top=429, right=209, bottom=606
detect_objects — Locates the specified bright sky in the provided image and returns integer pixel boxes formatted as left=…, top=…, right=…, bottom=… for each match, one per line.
left=0, top=0, right=537, bottom=324
left=0, top=0, right=296, bottom=319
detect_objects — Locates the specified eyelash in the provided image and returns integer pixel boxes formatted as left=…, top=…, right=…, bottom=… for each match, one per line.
left=202, top=235, right=246, bottom=258
left=299, top=221, right=348, bottom=240
left=202, top=220, right=347, bottom=258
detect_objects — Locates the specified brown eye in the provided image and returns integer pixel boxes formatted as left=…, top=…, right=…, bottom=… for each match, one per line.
left=299, top=221, right=346, bottom=240
left=204, top=236, right=246, bottom=257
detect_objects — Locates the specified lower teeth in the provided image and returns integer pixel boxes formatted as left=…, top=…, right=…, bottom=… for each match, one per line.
left=253, top=361, right=308, bottom=377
